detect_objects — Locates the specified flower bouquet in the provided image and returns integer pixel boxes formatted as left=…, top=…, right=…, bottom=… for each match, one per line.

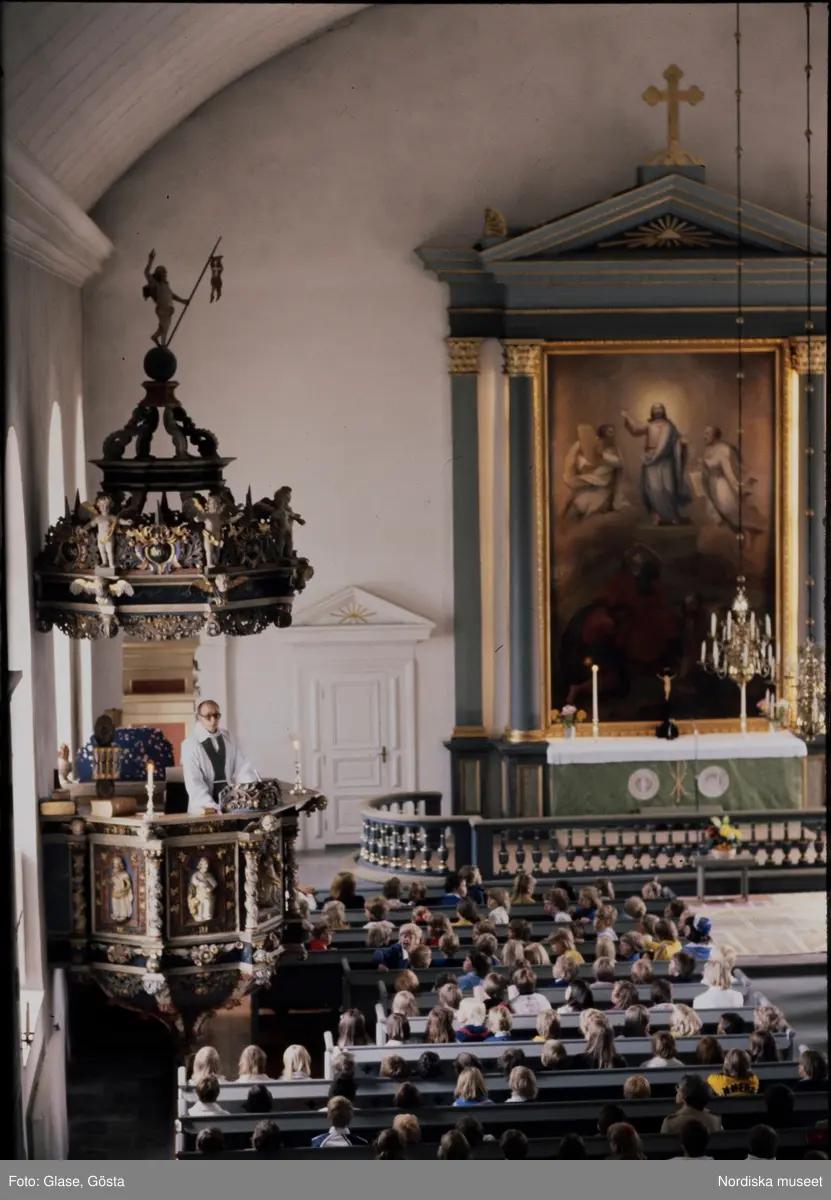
left=702, top=815, right=742, bottom=858
left=552, top=704, right=587, bottom=738
left=756, top=697, right=790, bottom=730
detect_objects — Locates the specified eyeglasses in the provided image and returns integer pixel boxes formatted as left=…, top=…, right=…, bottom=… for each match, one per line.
left=201, top=711, right=221, bottom=720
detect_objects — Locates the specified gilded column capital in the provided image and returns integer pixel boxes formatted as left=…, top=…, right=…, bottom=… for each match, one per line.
left=446, top=338, right=483, bottom=375
left=789, top=336, right=826, bottom=375
left=502, top=341, right=543, bottom=377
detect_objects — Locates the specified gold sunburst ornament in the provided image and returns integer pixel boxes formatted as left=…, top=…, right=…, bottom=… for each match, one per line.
left=600, top=216, right=732, bottom=250
left=331, top=602, right=376, bottom=625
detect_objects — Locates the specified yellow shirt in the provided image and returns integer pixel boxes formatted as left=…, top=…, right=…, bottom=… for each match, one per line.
left=707, top=1072, right=760, bottom=1097
left=562, top=948, right=585, bottom=965
left=453, top=918, right=473, bottom=926
left=643, top=937, right=682, bottom=961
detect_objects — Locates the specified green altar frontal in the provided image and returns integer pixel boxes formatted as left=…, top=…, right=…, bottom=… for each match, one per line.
left=547, top=733, right=805, bottom=816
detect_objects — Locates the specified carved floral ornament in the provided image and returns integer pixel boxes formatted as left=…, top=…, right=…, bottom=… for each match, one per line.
left=446, top=338, right=483, bottom=375
left=789, top=336, right=826, bottom=376
left=502, top=342, right=543, bottom=377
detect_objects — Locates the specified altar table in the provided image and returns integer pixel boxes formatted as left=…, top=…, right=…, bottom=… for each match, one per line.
left=546, top=732, right=806, bottom=816
left=691, top=853, right=758, bottom=902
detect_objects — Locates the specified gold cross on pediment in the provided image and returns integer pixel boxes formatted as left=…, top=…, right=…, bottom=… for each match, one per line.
left=643, top=64, right=705, bottom=167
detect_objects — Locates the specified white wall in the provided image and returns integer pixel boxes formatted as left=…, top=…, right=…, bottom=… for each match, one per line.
left=83, top=3, right=827, bottom=791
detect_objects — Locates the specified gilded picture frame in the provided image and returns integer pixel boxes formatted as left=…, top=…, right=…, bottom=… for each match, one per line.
left=538, top=339, right=799, bottom=736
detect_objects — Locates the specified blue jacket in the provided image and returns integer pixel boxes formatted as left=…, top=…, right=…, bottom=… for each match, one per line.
left=456, top=971, right=485, bottom=992
left=684, top=943, right=712, bottom=960
left=618, top=952, right=640, bottom=963
left=484, top=1033, right=512, bottom=1041
left=456, top=1023, right=489, bottom=1043
left=453, top=1097, right=494, bottom=1106
left=441, top=893, right=463, bottom=906
left=372, top=943, right=408, bottom=970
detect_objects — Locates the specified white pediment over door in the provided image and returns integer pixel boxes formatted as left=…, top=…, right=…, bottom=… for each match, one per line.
left=285, top=585, right=435, bottom=644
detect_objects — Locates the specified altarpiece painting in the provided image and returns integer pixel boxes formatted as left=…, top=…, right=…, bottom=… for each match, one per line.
left=546, top=341, right=791, bottom=727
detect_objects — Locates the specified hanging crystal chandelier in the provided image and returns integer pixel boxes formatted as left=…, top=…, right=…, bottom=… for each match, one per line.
left=785, top=2, right=826, bottom=743
left=700, top=2, right=777, bottom=733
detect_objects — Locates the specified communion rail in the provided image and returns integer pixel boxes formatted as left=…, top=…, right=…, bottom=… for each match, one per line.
left=358, top=793, right=826, bottom=880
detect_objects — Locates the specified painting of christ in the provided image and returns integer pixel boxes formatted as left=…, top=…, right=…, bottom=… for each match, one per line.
left=546, top=345, right=783, bottom=725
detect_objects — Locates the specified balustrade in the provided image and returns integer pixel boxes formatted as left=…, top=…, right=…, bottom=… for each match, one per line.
left=358, top=797, right=826, bottom=880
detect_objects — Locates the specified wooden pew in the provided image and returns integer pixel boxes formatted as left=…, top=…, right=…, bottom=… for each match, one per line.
left=323, top=1030, right=795, bottom=1077
left=373, top=1003, right=763, bottom=1045
left=377, top=978, right=744, bottom=1013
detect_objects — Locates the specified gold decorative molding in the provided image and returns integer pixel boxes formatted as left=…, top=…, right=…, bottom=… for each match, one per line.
left=642, top=64, right=705, bottom=167
left=789, top=336, right=826, bottom=375
left=502, top=342, right=543, bottom=377
left=503, top=727, right=547, bottom=744
left=598, top=216, right=733, bottom=251
left=483, top=207, right=508, bottom=238
left=446, top=338, right=483, bottom=375
left=452, top=725, right=488, bottom=739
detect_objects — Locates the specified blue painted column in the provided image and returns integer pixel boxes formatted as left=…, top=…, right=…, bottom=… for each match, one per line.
left=447, top=338, right=485, bottom=736
left=502, top=341, right=544, bottom=741
left=792, top=337, right=827, bottom=643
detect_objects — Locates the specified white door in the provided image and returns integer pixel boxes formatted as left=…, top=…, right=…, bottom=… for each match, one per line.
left=298, top=658, right=415, bottom=845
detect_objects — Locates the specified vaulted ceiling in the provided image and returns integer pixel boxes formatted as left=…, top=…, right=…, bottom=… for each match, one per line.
left=2, top=2, right=371, bottom=213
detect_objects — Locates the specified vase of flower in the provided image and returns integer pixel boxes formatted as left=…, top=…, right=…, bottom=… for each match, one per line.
left=552, top=704, right=586, bottom=738
left=711, top=846, right=737, bottom=859
left=702, top=815, right=742, bottom=859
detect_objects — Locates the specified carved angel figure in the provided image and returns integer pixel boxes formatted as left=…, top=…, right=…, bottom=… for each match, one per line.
left=143, top=249, right=189, bottom=346
left=187, top=857, right=218, bottom=923
left=69, top=576, right=134, bottom=607
left=253, top=486, right=305, bottom=559
left=192, top=573, right=248, bottom=603
left=258, top=854, right=282, bottom=909
left=185, top=493, right=241, bottom=569
left=79, top=495, right=132, bottom=569
left=109, top=855, right=134, bottom=924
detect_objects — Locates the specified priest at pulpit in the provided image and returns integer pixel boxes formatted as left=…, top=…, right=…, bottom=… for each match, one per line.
left=181, top=699, right=259, bottom=814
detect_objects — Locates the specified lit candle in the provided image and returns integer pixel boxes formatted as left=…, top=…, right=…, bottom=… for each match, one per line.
left=713, top=644, right=720, bottom=669
left=146, top=761, right=154, bottom=781
left=710, top=613, right=717, bottom=637
left=750, top=612, right=756, bottom=637
left=292, top=738, right=300, bottom=757
left=726, top=611, right=732, bottom=638
left=700, top=640, right=706, bottom=664
left=591, top=665, right=599, bottom=727
left=765, top=614, right=771, bottom=638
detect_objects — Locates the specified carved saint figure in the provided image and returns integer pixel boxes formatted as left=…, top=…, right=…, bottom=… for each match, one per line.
left=698, top=424, right=764, bottom=540
left=562, top=423, right=627, bottom=520
left=189, top=493, right=228, bottom=570
left=57, top=744, right=76, bottom=789
left=258, top=854, right=282, bottom=909
left=80, top=494, right=128, bottom=569
left=143, top=249, right=189, bottom=345
left=109, top=856, right=134, bottom=924
left=658, top=669, right=675, bottom=703
left=187, top=856, right=218, bottom=923
left=255, top=487, right=305, bottom=559
left=622, top=403, right=691, bottom=525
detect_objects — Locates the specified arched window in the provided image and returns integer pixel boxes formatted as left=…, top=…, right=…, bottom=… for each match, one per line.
left=48, top=403, right=73, bottom=751
left=4, top=428, right=44, bottom=990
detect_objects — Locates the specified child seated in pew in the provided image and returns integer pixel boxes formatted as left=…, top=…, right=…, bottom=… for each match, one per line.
left=571, top=886, right=602, bottom=923
left=188, top=1074, right=230, bottom=1116
left=510, top=872, right=537, bottom=905
left=392, top=991, right=420, bottom=1019
left=669, top=950, right=696, bottom=981
left=643, top=877, right=676, bottom=901
left=457, top=950, right=491, bottom=993
left=540, top=1039, right=568, bottom=1071
left=393, top=1113, right=421, bottom=1145
left=190, top=1045, right=227, bottom=1084
left=337, top=1009, right=372, bottom=1048
left=374, top=1129, right=407, bottom=1160
left=505, top=1065, right=538, bottom=1103
left=548, top=928, right=585, bottom=965
left=438, top=982, right=463, bottom=1012
left=577, top=1024, right=627, bottom=1070
left=544, top=888, right=573, bottom=924
left=239, top=1044, right=273, bottom=1082
left=681, top=914, right=714, bottom=960
left=798, top=1048, right=828, bottom=1084
left=327, top=872, right=366, bottom=912
left=251, top=1120, right=283, bottom=1153
left=395, top=1081, right=423, bottom=1110
left=748, top=1031, right=778, bottom=1064
left=695, top=1037, right=724, bottom=1065
left=551, top=954, right=578, bottom=987
left=380, top=1055, right=410, bottom=1080
left=617, top=934, right=642, bottom=963
left=485, top=1007, right=513, bottom=1042
left=322, top=900, right=349, bottom=930
left=523, top=942, right=550, bottom=968
left=455, top=998, right=490, bottom=1042
left=533, top=1011, right=561, bottom=1042
left=508, top=965, right=552, bottom=1015
left=670, top=1005, right=702, bottom=1038
left=623, top=1006, right=651, bottom=1038
left=509, top=916, right=533, bottom=943
left=453, top=899, right=480, bottom=927
left=648, top=979, right=675, bottom=1012
left=596, top=936, right=617, bottom=961
left=692, top=953, right=744, bottom=1010
left=432, top=932, right=461, bottom=967
left=196, top=1128, right=225, bottom=1156
left=486, top=889, right=511, bottom=925
left=243, top=1085, right=273, bottom=1115
left=718, top=1013, right=747, bottom=1037
left=407, top=881, right=428, bottom=906
left=425, top=914, right=451, bottom=944
left=591, top=957, right=617, bottom=987
left=311, top=1098, right=368, bottom=1147
left=373, top=923, right=423, bottom=972
left=441, top=872, right=467, bottom=906
left=473, top=932, right=501, bottom=967
left=408, top=945, right=432, bottom=970
left=383, top=877, right=405, bottom=910
left=453, top=1066, right=494, bottom=1106
left=707, top=1048, right=760, bottom=1096
left=624, top=1075, right=651, bottom=1099
left=385, top=1014, right=411, bottom=1047
left=624, top=896, right=647, bottom=921
left=395, top=969, right=420, bottom=994
left=364, top=897, right=391, bottom=928
left=425, top=1007, right=456, bottom=1044
left=609, top=981, right=639, bottom=1012
left=753, top=1005, right=789, bottom=1033
left=366, top=921, right=396, bottom=949
left=481, top=972, right=510, bottom=1012
left=594, top=905, right=619, bottom=942
left=459, top=865, right=486, bottom=907
left=501, top=939, right=527, bottom=969
left=641, top=1031, right=684, bottom=1068
left=630, top=959, right=653, bottom=984
left=557, top=977, right=592, bottom=1015
left=641, top=919, right=682, bottom=961
left=308, top=922, right=333, bottom=951
left=319, top=1076, right=358, bottom=1111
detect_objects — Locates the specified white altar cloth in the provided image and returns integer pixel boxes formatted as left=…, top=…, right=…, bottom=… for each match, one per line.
left=547, top=731, right=807, bottom=766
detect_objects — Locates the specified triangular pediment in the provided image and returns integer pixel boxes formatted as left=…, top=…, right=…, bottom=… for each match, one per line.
left=479, top=175, right=826, bottom=261
left=291, top=585, right=435, bottom=638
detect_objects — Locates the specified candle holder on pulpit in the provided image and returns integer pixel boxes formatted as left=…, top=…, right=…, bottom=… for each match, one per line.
left=290, top=758, right=306, bottom=796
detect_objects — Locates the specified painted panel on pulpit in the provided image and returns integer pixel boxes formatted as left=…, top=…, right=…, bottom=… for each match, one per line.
left=167, top=844, right=237, bottom=938
left=545, top=342, right=786, bottom=726
left=92, top=845, right=145, bottom=935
